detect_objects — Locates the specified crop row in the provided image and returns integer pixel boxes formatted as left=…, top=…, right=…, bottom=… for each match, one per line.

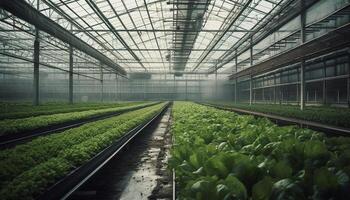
left=170, top=102, right=350, bottom=200
left=0, top=101, right=145, bottom=120
left=0, top=103, right=166, bottom=200
left=206, top=102, right=350, bottom=128
left=0, top=101, right=157, bottom=136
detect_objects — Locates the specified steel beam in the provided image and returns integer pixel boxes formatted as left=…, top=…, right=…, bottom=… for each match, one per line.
left=69, top=45, right=73, bottom=104
left=249, top=37, right=253, bottom=105
left=33, top=29, right=40, bottom=106
left=86, top=0, right=146, bottom=71
left=273, top=74, right=277, bottom=104
left=234, top=51, right=238, bottom=104
left=100, top=63, right=103, bottom=102
left=70, top=29, right=255, bottom=33
left=300, top=0, right=306, bottom=111
left=192, top=0, right=253, bottom=72
left=213, top=0, right=318, bottom=74
left=0, top=0, right=126, bottom=76
left=322, top=60, right=327, bottom=105
left=348, top=53, right=350, bottom=108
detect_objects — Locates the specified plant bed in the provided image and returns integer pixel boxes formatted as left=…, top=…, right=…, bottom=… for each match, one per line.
left=0, top=103, right=167, bottom=200
left=205, top=102, right=350, bottom=129
left=0, top=102, right=158, bottom=137
left=170, top=102, right=350, bottom=200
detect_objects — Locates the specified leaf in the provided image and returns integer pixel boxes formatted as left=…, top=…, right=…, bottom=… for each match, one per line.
left=304, top=140, right=329, bottom=160
left=216, top=184, right=231, bottom=199
left=270, top=178, right=305, bottom=200
left=224, top=174, right=248, bottom=200
left=205, top=155, right=229, bottom=178
left=190, top=177, right=218, bottom=200
left=313, top=167, right=338, bottom=191
left=252, top=176, right=273, bottom=200
left=270, top=161, right=293, bottom=179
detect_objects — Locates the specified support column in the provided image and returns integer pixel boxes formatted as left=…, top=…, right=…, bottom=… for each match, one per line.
left=262, top=77, right=265, bottom=102
left=100, top=63, right=103, bottom=102
left=348, top=74, right=350, bottom=108
left=115, top=74, right=118, bottom=101
left=68, top=45, right=73, bottom=104
left=198, top=74, right=202, bottom=101
left=322, top=60, right=327, bottom=105
left=300, top=0, right=306, bottom=110
left=273, top=74, right=277, bottom=104
left=300, top=61, right=306, bottom=110
left=347, top=53, right=350, bottom=108
left=173, top=75, right=176, bottom=100
left=249, top=37, right=253, bottom=105
left=234, top=50, right=238, bottom=104
left=215, top=67, right=218, bottom=100
left=33, top=29, right=40, bottom=106
left=250, top=75, right=253, bottom=105
left=185, top=78, right=188, bottom=100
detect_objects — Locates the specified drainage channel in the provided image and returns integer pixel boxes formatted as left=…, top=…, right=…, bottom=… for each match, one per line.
left=67, top=106, right=173, bottom=200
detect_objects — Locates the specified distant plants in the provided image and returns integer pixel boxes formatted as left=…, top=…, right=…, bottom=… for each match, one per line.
left=0, top=102, right=157, bottom=136
left=207, top=102, right=350, bottom=128
left=0, top=101, right=145, bottom=120
left=170, top=102, right=350, bottom=200
left=0, top=103, right=165, bottom=200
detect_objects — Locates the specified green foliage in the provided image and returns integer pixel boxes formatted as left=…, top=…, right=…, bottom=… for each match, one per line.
left=206, top=102, right=350, bottom=128
left=0, top=101, right=157, bottom=136
left=170, top=102, right=350, bottom=200
left=0, top=101, right=144, bottom=120
left=0, top=103, right=165, bottom=200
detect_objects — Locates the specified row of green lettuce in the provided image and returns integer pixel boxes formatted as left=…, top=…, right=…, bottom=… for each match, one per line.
left=170, top=102, right=350, bottom=200
left=0, top=101, right=158, bottom=136
left=0, top=102, right=166, bottom=200
left=204, top=102, right=350, bottom=128
left=0, top=101, right=145, bottom=120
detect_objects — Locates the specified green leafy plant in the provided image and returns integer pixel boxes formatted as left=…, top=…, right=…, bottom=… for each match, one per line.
left=170, top=102, right=350, bottom=200
left=0, top=103, right=166, bottom=200
left=0, top=101, right=157, bottom=136
left=204, top=102, right=350, bottom=128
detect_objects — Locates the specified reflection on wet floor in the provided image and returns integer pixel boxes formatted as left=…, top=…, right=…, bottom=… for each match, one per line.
left=68, top=108, right=172, bottom=200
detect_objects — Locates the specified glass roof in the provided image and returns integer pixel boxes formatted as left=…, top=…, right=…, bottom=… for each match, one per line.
left=0, top=0, right=288, bottom=77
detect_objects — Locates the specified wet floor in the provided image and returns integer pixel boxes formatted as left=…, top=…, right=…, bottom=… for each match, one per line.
left=68, top=108, right=172, bottom=200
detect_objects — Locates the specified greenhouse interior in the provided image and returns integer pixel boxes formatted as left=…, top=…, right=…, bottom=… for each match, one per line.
left=0, top=0, right=350, bottom=199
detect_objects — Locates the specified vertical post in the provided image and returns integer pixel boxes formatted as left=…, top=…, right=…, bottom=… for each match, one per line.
left=100, top=63, right=103, bottom=102
left=115, top=74, right=118, bottom=101
left=250, top=75, right=253, bottom=105
left=337, top=90, right=340, bottom=104
left=322, top=60, right=327, bottom=105
left=296, top=82, right=299, bottom=104
left=347, top=72, right=350, bottom=108
left=281, top=90, right=284, bottom=104
left=215, top=66, right=218, bottom=100
left=143, top=80, right=146, bottom=100
left=262, top=77, right=265, bottom=102
left=173, top=75, right=175, bottom=100
left=249, top=37, right=253, bottom=105
left=274, top=74, right=277, bottom=104
left=314, top=90, right=317, bottom=103
left=300, top=61, right=306, bottom=109
left=68, top=45, right=73, bottom=104
left=234, top=50, right=238, bottom=104
left=300, top=0, right=306, bottom=110
left=33, top=28, right=40, bottom=106
left=185, top=78, right=188, bottom=100
left=347, top=53, right=350, bottom=108
left=198, top=74, right=202, bottom=101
